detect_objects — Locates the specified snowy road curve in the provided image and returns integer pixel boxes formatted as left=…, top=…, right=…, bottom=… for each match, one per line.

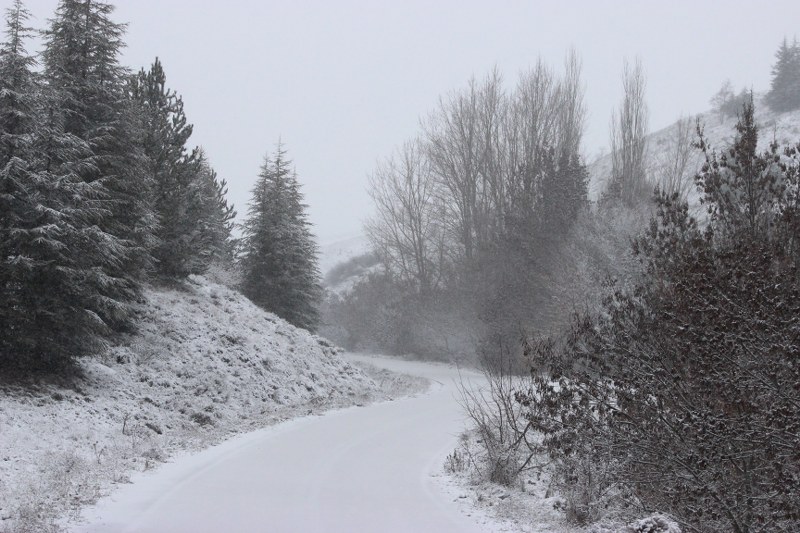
left=70, top=355, right=488, bottom=533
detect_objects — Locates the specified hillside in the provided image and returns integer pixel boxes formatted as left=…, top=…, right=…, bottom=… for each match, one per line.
left=0, top=276, right=387, bottom=532
left=588, top=94, right=800, bottom=203
left=318, top=234, right=372, bottom=277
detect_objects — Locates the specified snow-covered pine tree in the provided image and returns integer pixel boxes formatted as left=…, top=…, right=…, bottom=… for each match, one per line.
left=0, top=1, right=135, bottom=373
left=766, top=37, right=800, bottom=113
left=0, top=0, right=41, bottom=369
left=130, top=57, right=218, bottom=278
left=283, top=168, right=322, bottom=329
left=42, top=0, right=156, bottom=280
left=194, top=151, right=236, bottom=264
left=240, top=144, right=321, bottom=331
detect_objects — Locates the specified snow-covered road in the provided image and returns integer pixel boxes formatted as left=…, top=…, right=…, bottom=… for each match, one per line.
left=69, top=355, right=488, bottom=533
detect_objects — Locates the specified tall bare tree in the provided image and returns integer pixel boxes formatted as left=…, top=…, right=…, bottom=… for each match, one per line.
left=607, top=58, right=649, bottom=205
left=423, top=71, right=508, bottom=262
left=366, top=139, right=446, bottom=292
left=653, top=116, right=695, bottom=202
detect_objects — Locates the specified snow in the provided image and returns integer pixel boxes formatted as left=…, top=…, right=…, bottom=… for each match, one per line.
left=588, top=94, right=800, bottom=204
left=318, top=234, right=371, bottom=277
left=0, top=276, right=381, bottom=531
left=63, top=355, right=493, bottom=533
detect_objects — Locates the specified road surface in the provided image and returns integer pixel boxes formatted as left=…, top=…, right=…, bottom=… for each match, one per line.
left=70, top=355, right=487, bottom=533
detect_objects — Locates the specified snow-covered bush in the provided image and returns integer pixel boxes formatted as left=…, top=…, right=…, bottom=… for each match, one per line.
left=519, top=102, right=800, bottom=532
left=628, top=514, right=681, bottom=533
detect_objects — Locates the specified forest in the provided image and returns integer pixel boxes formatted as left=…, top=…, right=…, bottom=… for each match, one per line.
left=0, top=0, right=321, bottom=376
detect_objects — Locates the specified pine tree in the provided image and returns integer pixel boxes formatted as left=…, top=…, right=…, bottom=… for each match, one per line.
left=1, top=1, right=135, bottom=373
left=241, top=143, right=321, bottom=331
left=130, top=58, right=205, bottom=277
left=42, top=0, right=156, bottom=280
left=766, top=37, right=800, bottom=112
left=0, top=0, right=41, bottom=367
left=129, top=60, right=236, bottom=278
left=195, top=152, right=236, bottom=264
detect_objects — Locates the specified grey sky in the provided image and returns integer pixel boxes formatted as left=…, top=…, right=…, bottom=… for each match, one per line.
left=14, top=0, right=800, bottom=244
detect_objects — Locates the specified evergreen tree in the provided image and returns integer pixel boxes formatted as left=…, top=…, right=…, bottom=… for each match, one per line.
left=195, top=151, right=236, bottom=264
left=1, top=1, right=134, bottom=373
left=766, top=37, right=800, bottom=112
left=241, top=143, right=321, bottom=331
left=521, top=101, right=800, bottom=531
left=42, top=0, right=156, bottom=279
left=0, top=0, right=40, bottom=367
left=130, top=58, right=223, bottom=278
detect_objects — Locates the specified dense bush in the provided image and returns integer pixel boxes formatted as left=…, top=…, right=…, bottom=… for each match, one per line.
left=518, top=101, right=800, bottom=532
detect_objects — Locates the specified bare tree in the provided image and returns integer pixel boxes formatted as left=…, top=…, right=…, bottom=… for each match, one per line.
left=608, top=58, right=649, bottom=205
left=555, top=48, right=587, bottom=159
left=423, top=78, right=481, bottom=262
left=423, top=71, right=508, bottom=262
left=710, top=79, right=735, bottom=122
left=653, top=116, right=695, bottom=202
left=365, top=139, right=445, bottom=292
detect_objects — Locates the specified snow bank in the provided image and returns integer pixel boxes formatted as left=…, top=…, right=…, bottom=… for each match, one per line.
left=0, top=276, right=377, bottom=532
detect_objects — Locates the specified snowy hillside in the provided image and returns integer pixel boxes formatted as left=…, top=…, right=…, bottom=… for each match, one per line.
left=318, top=234, right=371, bottom=276
left=588, top=94, right=800, bottom=201
left=319, top=234, right=380, bottom=296
left=0, top=276, right=380, bottom=532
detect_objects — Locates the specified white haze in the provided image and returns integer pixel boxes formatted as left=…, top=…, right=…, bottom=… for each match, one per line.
left=15, top=0, right=800, bottom=244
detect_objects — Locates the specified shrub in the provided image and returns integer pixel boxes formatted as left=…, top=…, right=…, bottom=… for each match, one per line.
left=519, top=101, right=800, bottom=532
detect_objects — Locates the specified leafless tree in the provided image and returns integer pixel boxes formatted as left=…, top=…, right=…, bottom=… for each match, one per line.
left=653, top=116, right=695, bottom=202
left=608, top=58, right=649, bottom=205
left=423, top=78, right=481, bottom=262
left=555, top=48, right=587, bottom=158
left=423, top=71, right=508, bottom=262
left=365, top=139, right=446, bottom=292
left=710, top=79, right=735, bottom=122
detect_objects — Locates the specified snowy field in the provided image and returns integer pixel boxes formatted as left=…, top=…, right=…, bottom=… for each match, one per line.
left=0, top=278, right=421, bottom=532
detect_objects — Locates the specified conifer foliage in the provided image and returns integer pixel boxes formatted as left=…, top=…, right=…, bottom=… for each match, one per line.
left=130, top=59, right=235, bottom=277
left=766, top=37, right=800, bottom=112
left=1, top=0, right=236, bottom=376
left=1, top=0, right=135, bottom=372
left=42, top=0, right=157, bottom=278
left=241, top=144, right=321, bottom=331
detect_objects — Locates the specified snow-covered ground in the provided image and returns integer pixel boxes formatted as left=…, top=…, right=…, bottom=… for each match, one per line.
left=438, top=446, right=578, bottom=533
left=318, top=234, right=371, bottom=277
left=0, top=277, right=398, bottom=532
left=62, top=355, right=495, bottom=533
left=588, top=95, right=800, bottom=202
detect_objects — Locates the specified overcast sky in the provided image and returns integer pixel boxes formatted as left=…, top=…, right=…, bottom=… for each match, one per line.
left=15, top=0, right=800, bottom=244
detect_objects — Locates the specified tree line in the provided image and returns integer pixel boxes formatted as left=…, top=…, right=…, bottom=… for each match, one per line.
left=712, top=36, right=800, bottom=120
left=324, top=53, right=657, bottom=365
left=0, top=0, right=321, bottom=376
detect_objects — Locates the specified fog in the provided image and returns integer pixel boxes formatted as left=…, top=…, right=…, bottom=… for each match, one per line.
left=18, top=0, right=800, bottom=243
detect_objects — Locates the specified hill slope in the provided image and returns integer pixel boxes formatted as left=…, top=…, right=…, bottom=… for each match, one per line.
left=0, top=276, right=379, bottom=532
left=588, top=95, right=800, bottom=202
